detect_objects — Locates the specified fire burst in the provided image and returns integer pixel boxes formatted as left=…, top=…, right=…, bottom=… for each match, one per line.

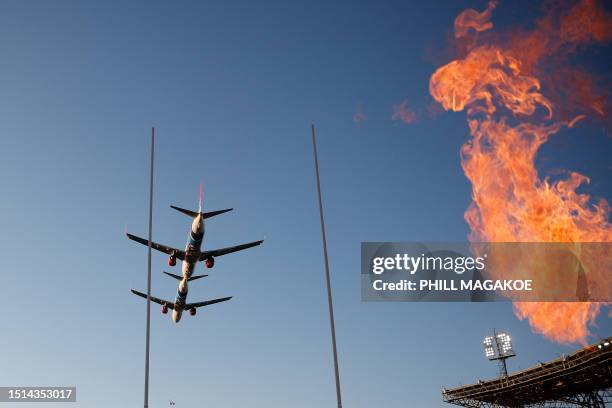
left=429, top=0, right=611, bottom=345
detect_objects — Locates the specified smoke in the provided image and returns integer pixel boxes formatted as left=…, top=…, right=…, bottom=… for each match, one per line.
left=392, top=100, right=416, bottom=124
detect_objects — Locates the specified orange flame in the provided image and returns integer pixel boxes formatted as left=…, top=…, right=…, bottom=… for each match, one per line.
left=454, top=1, right=497, bottom=39
left=429, top=0, right=611, bottom=344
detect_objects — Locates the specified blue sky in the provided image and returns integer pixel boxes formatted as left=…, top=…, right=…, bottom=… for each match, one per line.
left=0, top=1, right=610, bottom=407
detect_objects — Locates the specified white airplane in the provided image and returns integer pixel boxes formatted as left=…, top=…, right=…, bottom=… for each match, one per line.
left=129, top=186, right=263, bottom=322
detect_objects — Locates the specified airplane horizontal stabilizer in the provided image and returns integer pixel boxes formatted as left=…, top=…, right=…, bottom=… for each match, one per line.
left=170, top=205, right=197, bottom=218
left=170, top=205, right=233, bottom=219
left=163, top=271, right=183, bottom=280
left=187, top=274, right=208, bottom=281
left=201, top=208, right=233, bottom=219
left=163, top=271, right=208, bottom=281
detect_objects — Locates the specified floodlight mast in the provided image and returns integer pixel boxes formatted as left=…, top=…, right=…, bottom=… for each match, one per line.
left=483, top=329, right=516, bottom=378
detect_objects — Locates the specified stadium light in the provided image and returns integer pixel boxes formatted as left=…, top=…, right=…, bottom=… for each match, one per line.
left=483, top=331, right=516, bottom=360
left=497, top=332, right=515, bottom=356
left=483, top=329, right=516, bottom=377
left=483, top=336, right=495, bottom=358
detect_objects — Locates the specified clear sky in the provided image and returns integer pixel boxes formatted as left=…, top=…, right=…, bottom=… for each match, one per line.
left=0, top=1, right=610, bottom=407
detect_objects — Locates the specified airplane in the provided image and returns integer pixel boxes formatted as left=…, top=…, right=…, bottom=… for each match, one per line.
left=129, top=185, right=263, bottom=322
left=130, top=288, right=231, bottom=323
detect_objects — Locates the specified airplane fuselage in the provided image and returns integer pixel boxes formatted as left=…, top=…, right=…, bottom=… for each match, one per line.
left=181, top=214, right=205, bottom=279
left=172, top=280, right=188, bottom=323
left=172, top=214, right=204, bottom=323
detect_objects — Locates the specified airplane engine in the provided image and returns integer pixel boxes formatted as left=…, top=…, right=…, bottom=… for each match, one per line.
left=205, top=257, right=215, bottom=269
left=189, top=307, right=196, bottom=316
left=168, top=254, right=177, bottom=267
left=161, top=305, right=168, bottom=314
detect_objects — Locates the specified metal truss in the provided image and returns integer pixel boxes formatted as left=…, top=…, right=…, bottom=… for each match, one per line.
left=442, top=338, right=611, bottom=408
left=444, top=390, right=610, bottom=407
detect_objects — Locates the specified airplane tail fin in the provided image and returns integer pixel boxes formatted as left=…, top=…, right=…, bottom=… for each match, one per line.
left=163, top=271, right=208, bottom=282
left=198, top=182, right=203, bottom=213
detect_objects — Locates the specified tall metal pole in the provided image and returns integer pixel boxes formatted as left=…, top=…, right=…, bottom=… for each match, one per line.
left=144, top=127, right=155, bottom=408
left=311, top=124, right=343, bottom=408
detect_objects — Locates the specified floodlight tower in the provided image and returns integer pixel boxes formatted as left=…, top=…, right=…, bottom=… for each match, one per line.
left=483, top=329, right=516, bottom=378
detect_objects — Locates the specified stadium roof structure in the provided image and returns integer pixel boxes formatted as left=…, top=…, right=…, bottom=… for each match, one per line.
left=442, top=337, right=612, bottom=408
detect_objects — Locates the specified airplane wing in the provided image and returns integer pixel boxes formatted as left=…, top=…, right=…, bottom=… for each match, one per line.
left=126, top=233, right=185, bottom=260
left=184, top=296, right=232, bottom=310
left=131, top=289, right=175, bottom=310
left=199, top=240, right=264, bottom=260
